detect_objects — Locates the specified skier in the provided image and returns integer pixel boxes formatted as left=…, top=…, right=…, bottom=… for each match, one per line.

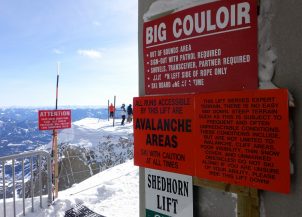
left=121, top=104, right=126, bottom=125
left=127, top=104, right=133, bottom=123
left=109, top=103, right=115, bottom=118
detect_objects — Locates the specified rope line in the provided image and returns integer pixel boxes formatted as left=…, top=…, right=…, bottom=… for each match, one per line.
left=69, top=169, right=137, bottom=196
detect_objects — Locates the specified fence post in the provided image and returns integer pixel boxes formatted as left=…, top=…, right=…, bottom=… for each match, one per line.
left=237, top=188, right=259, bottom=217
left=2, top=160, right=6, bottom=217
left=12, top=159, right=16, bottom=217
left=22, top=158, right=25, bottom=216
left=47, top=153, right=53, bottom=206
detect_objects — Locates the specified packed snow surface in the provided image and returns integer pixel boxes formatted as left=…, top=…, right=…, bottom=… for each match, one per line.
left=37, top=118, right=133, bottom=150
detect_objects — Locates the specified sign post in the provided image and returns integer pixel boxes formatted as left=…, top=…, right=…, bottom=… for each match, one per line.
left=54, top=62, right=60, bottom=198
left=38, top=63, right=72, bottom=199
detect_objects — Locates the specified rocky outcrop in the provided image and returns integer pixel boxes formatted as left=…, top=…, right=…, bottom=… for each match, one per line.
left=19, top=118, right=134, bottom=197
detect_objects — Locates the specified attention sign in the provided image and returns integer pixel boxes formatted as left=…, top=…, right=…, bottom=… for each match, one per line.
left=133, top=94, right=195, bottom=175
left=195, top=89, right=290, bottom=193
left=144, top=0, right=258, bottom=95
left=38, top=110, right=71, bottom=130
left=145, top=168, right=193, bottom=217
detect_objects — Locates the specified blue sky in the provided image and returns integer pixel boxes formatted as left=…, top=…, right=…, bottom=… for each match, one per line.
left=0, top=0, right=138, bottom=107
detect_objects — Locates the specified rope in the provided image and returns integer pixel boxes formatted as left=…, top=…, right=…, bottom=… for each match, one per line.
left=69, top=169, right=137, bottom=196
left=66, top=151, right=76, bottom=184
left=59, top=157, right=70, bottom=185
left=59, top=168, right=100, bottom=178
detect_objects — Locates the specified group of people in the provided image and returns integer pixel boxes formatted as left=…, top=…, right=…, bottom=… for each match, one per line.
left=121, top=103, right=133, bottom=125
left=109, top=103, right=133, bottom=126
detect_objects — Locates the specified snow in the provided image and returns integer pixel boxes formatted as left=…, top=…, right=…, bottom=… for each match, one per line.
left=0, top=160, right=139, bottom=217
left=59, top=118, right=133, bottom=146
left=257, top=0, right=295, bottom=107
left=143, top=0, right=217, bottom=21
left=7, top=143, right=25, bottom=147
left=37, top=118, right=133, bottom=151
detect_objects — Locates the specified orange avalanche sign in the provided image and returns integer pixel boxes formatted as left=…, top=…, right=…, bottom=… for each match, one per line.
left=195, top=89, right=290, bottom=193
left=134, top=89, right=290, bottom=193
left=133, top=94, right=195, bottom=175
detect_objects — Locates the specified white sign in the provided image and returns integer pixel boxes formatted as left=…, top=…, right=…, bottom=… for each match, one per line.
left=145, top=168, right=193, bottom=217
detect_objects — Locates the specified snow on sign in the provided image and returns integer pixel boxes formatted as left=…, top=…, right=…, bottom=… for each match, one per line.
left=144, top=0, right=258, bottom=95
left=145, top=168, right=193, bottom=217
left=133, top=94, right=195, bottom=175
left=38, top=110, right=71, bottom=130
left=195, top=89, right=290, bottom=193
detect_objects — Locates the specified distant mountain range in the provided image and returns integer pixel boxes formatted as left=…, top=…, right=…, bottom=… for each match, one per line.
left=0, top=107, right=110, bottom=157
left=0, top=108, right=133, bottom=199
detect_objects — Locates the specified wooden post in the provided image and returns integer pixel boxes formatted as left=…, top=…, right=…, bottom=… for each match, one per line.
left=53, top=62, right=60, bottom=198
left=193, top=2, right=262, bottom=215
left=237, top=1, right=261, bottom=216
left=53, top=130, right=59, bottom=198
left=237, top=188, right=259, bottom=217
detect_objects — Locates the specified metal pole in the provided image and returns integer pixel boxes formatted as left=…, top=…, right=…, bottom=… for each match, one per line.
left=113, top=96, right=116, bottom=127
left=2, top=161, right=6, bottom=217
left=53, top=62, right=60, bottom=199
left=108, top=99, right=110, bottom=121
left=12, top=159, right=16, bottom=217
left=31, top=157, right=34, bottom=212
left=55, top=62, right=59, bottom=110
left=39, top=155, right=42, bottom=208
left=54, top=131, right=58, bottom=198
left=22, top=158, right=25, bottom=216
left=47, top=154, right=52, bottom=206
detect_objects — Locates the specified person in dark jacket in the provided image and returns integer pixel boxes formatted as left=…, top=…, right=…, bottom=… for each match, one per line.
left=127, top=104, right=133, bottom=123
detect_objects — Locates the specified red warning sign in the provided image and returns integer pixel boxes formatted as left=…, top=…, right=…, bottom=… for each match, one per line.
left=133, top=94, right=195, bottom=175
left=195, top=89, right=290, bottom=193
left=144, top=0, right=258, bottom=95
left=38, top=110, right=72, bottom=130
left=134, top=89, right=290, bottom=193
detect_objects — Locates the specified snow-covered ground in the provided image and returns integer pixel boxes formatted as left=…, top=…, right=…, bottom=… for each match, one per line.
left=0, top=160, right=139, bottom=217
left=54, top=117, right=133, bottom=149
